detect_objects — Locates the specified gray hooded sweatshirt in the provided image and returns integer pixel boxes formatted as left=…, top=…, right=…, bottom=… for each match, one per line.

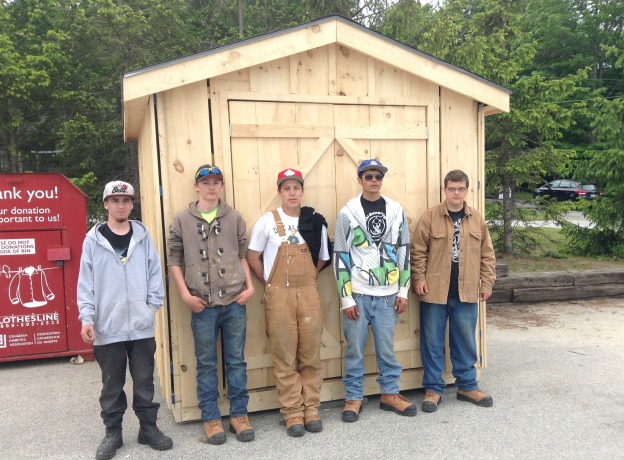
left=77, top=220, right=164, bottom=346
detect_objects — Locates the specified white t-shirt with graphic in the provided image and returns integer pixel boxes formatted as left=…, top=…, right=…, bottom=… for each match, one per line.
left=248, top=207, right=330, bottom=282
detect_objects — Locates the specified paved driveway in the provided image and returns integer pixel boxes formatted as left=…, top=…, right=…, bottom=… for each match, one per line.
left=1, top=297, right=623, bottom=459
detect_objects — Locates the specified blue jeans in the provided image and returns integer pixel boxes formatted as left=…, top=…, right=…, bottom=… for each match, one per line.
left=191, top=302, right=249, bottom=421
left=342, top=293, right=402, bottom=400
left=420, top=296, right=478, bottom=394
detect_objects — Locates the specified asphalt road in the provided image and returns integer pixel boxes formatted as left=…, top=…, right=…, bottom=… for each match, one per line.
left=1, top=297, right=623, bottom=459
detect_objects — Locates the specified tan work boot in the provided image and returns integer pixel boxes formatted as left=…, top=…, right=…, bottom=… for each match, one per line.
left=304, top=414, right=323, bottom=433
left=204, top=419, right=226, bottom=445
left=421, top=392, right=442, bottom=413
left=380, top=393, right=417, bottom=417
left=286, top=416, right=305, bottom=437
left=229, top=415, right=255, bottom=442
left=457, top=388, right=493, bottom=407
left=342, top=400, right=363, bottom=423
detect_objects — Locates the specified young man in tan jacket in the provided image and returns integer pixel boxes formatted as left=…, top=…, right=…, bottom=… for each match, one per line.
left=411, top=169, right=496, bottom=413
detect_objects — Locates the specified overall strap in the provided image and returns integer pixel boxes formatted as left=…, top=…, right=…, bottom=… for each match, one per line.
left=272, top=209, right=286, bottom=237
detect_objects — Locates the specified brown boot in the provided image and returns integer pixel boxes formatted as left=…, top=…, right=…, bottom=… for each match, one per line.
left=342, top=400, right=363, bottom=423
left=204, top=419, right=226, bottom=445
left=380, top=393, right=417, bottom=417
left=304, top=414, right=323, bottom=433
left=457, top=389, right=493, bottom=407
left=421, top=392, right=441, bottom=413
left=229, top=415, right=255, bottom=442
left=286, top=416, right=305, bottom=437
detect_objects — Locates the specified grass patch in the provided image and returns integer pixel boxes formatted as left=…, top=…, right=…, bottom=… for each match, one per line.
left=496, top=227, right=624, bottom=272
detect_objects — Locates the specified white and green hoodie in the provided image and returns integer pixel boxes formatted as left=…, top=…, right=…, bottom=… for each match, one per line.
left=333, top=194, right=411, bottom=310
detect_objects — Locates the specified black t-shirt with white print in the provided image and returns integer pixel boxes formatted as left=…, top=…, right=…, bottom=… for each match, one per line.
left=361, top=196, right=386, bottom=246
left=99, top=224, right=133, bottom=263
left=448, top=208, right=465, bottom=297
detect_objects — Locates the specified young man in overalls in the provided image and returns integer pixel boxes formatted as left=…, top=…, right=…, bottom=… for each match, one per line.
left=247, top=168, right=331, bottom=437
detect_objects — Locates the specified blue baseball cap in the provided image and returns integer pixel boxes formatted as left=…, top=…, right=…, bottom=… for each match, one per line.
left=357, top=159, right=388, bottom=177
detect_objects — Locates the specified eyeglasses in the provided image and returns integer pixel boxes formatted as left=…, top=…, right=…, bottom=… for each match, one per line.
left=195, top=166, right=222, bottom=180
left=363, top=173, right=384, bottom=181
left=446, top=187, right=468, bottom=193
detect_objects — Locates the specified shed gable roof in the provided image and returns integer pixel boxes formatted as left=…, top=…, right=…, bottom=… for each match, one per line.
left=122, top=16, right=510, bottom=140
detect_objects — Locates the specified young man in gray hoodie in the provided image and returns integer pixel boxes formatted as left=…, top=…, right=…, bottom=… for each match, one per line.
left=78, top=180, right=172, bottom=460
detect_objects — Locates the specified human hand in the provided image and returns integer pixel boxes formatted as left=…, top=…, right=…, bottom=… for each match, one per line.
left=235, top=286, right=255, bottom=305
left=480, top=291, right=491, bottom=301
left=80, top=325, right=95, bottom=344
left=184, top=292, right=209, bottom=313
left=395, top=296, right=408, bottom=314
left=415, top=279, right=428, bottom=296
left=343, top=304, right=359, bottom=320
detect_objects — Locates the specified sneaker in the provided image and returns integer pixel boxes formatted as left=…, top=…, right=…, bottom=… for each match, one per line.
left=421, top=392, right=441, bottom=413
left=342, top=400, right=363, bottom=423
left=95, top=429, right=123, bottom=460
left=304, top=414, right=323, bottom=433
left=204, top=419, right=227, bottom=445
left=138, top=425, right=173, bottom=451
left=380, top=393, right=417, bottom=417
left=286, top=417, right=305, bottom=437
left=457, top=389, right=493, bottom=407
left=229, top=415, right=255, bottom=442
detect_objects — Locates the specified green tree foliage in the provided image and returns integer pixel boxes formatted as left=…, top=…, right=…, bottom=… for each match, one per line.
left=0, top=0, right=72, bottom=172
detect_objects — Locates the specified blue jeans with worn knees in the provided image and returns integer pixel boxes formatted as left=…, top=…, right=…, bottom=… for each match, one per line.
left=342, top=293, right=402, bottom=400
left=420, top=296, right=478, bottom=394
left=191, top=302, right=249, bottom=421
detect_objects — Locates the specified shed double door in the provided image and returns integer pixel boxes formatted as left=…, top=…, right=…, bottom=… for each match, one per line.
left=227, top=98, right=432, bottom=393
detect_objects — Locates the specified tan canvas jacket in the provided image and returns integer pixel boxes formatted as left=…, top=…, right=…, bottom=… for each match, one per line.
left=410, top=200, right=496, bottom=304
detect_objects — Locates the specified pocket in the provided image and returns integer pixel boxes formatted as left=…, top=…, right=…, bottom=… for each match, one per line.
left=384, top=294, right=398, bottom=308
left=469, top=231, right=481, bottom=252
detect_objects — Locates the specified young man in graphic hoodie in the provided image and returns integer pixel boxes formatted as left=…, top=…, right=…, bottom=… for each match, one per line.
left=333, top=159, right=415, bottom=422
left=78, top=180, right=172, bottom=460
left=168, top=164, right=255, bottom=445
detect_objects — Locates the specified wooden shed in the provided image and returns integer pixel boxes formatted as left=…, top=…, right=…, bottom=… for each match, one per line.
left=122, top=16, right=510, bottom=422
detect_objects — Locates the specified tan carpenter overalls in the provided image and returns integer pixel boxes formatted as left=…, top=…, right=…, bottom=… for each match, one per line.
left=264, top=210, right=323, bottom=421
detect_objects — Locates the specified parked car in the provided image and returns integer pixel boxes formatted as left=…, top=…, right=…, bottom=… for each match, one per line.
left=581, top=184, right=603, bottom=200
left=534, top=180, right=590, bottom=201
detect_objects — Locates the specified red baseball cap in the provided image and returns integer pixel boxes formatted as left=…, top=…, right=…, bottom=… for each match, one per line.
left=276, top=168, right=304, bottom=187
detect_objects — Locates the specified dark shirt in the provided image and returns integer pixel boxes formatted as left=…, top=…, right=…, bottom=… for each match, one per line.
left=361, top=196, right=386, bottom=246
left=298, top=206, right=332, bottom=270
left=448, top=208, right=465, bottom=297
left=99, top=224, right=133, bottom=262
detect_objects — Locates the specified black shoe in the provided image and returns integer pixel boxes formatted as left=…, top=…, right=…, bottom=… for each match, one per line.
left=95, top=430, right=123, bottom=460
left=138, top=425, right=173, bottom=451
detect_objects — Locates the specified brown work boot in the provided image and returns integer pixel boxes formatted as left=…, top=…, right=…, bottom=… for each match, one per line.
left=457, top=388, right=493, bottom=407
left=421, top=392, right=441, bottom=413
left=286, top=416, right=305, bottom=437
left=304, top=414, right=323, bottom=433
left=204, top=419, right=226, bottom=445
left=380, top=393, right=417, bottom=417
left=342, top=400, right=363, bottom=423
left=229, top=415, right=255, bottom=442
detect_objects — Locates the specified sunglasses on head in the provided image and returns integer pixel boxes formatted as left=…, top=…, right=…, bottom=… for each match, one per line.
left=196, top=166, right=222, bottom=180
left=362, top=173, right=384, bottom=181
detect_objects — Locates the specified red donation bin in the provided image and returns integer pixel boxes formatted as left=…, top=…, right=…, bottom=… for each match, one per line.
left=0, top=173, right=93, bottom=362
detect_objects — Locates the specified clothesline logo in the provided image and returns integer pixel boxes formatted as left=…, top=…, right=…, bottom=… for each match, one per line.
left=1, top=264, right=58, bottom=308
